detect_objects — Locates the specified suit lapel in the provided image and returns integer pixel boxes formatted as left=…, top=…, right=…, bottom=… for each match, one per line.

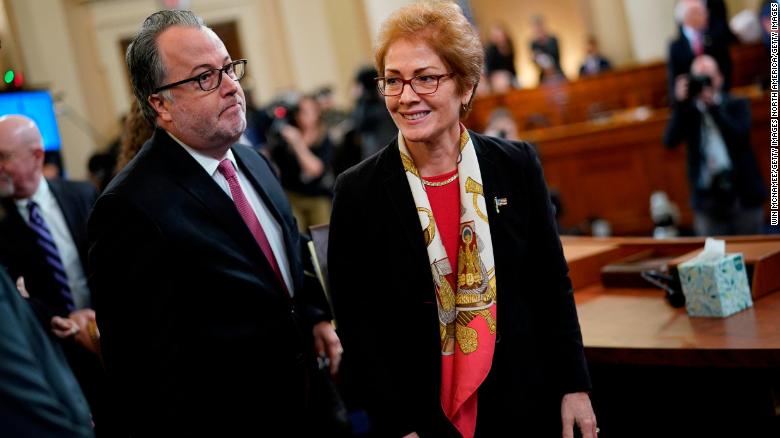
left=471, top=133, right=519, bottom=257
left=378, top=143, right=439, bottom=292
left=0, top=197, right=38, bottom=248
left=47, top=180, right=86, bottom=258
left=154, top=130, right=274, bottom=278
left=232, top=145, right=302, bottom=292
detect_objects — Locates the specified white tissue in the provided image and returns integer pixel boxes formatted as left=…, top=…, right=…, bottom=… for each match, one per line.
left=689, top=238, right=726, bottom=263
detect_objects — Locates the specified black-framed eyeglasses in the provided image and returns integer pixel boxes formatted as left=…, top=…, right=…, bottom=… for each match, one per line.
left=375, top=73, right=455, bottom=96
left=153, top=59, right=247, bottom=94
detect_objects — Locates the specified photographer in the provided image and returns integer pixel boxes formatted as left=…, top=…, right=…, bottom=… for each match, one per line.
left=664, top=55, right=766, bottom=236
left=268, top=94, right=335, bottom=232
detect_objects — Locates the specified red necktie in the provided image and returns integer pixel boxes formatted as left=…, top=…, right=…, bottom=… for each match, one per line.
left=218, top=159, right=288, bottom=294
left=692, top=33, right=704, bottom=56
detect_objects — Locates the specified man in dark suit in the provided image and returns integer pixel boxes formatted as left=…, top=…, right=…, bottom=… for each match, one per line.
left=668, top=0, right=733, bottom=95
left=0, top=115, right=97, bottom=320
left=579, top=36, right=612, bottom=77
left=0, top=265, right=94, bottom=437
left=0, top=115, right=112, bottom=433
left=664, top=55, right=766, bottom=235
left=88, top=10, right=341, bottom=436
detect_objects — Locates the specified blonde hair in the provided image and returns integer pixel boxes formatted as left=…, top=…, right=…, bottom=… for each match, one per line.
left=374, top=0, right=483, bottom=113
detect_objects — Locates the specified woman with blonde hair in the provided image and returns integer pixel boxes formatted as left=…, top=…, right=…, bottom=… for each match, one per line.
left=328, top=2, right=596, bottom=437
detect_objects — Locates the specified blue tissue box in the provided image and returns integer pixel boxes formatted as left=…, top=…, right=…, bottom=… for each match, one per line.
left=678, top=253, right=753, bottom=318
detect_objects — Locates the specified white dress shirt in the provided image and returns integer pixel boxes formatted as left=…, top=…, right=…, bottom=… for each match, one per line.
left=169, top=132, right=294, bottom=295
left=15, top=179, right=91, bottom=309
left=695, top=96, right=732, bottom=189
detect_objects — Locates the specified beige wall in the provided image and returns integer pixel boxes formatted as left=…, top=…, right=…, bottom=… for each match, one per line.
left=323, top=0, right=372, bottom=101
left=6, top=0, right=99, bottom=179
left=586, top=0, right=634, bottom=66
left=623, top=0, right=677, bottom=63
left=276, top=0, right=371, bottom=103
left=2, top=0, right=700, bottom=177
left=5, top=0, right=371, bottom=176
left=471, top=0, right=592, bottom=87
left=362, top=0, right=414, bottom=41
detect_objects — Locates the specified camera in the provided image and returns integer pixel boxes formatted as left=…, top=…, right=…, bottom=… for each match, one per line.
left=264, top=98, right=298, bottom=141
left=686, top=74, right=712, bottom=99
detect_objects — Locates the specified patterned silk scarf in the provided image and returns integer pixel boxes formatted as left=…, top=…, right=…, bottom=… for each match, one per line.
left=399, top=129, right=497, bottom=438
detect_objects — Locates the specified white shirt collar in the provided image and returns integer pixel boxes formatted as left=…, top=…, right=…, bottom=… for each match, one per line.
left=166, top=130, right=238, bottom=177
left=14, top=176, right=50, bottom=211
left=682, top=26, right=701, bottom=44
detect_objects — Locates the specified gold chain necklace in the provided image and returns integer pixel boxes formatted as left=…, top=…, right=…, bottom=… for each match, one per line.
left=421, top=172, right=458, bottom=187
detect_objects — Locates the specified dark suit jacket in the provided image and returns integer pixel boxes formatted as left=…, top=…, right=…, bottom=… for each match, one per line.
left=328, top=132, right=590, bottom=437
left=0, top=179, right=97, bottom=318
left=663, top=94, right=766, bottom=212
left=0, top=266, right=94, bottom=437
left=0, top=179, right=117, bottom=435
left=579, top=56, right=612, bottom=77
left=88, top=129, right=331, bottom=436
left=668, top=29, right=732, bottom=96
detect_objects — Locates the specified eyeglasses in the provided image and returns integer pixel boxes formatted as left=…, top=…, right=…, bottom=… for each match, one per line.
left=0, top=149, right=31, bottom=163
left=153, top=59, right=247, bottom=94
left=375, top=73, right=455, bottom=96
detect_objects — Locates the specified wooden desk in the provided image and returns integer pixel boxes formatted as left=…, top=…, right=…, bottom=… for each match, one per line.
left=563, top=236, right=780, bottom=435
left=565, top=236, right=780, bottom=367
left=576, top=286, right=780, bottom=368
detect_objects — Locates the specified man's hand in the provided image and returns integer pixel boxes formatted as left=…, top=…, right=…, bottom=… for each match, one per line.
left=312, top=321, right=342, bottom=376
left=674, top=75, right=689, bottom=102
left=51, top=315, right=79, bottom=338
left=562, top=392, right=597, bottom=438
left=51, top=309, right=100, bottom=355
left=698, top=86, right=717, bottom=107
left=15, top=276, right=29, bottom=298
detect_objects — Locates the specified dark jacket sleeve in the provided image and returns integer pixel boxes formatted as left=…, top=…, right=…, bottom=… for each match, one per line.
left=296, top=233, right=333, bottom=326
left=520, top=142, right=591, bottom=395
left=87, top=193, right=170, bottom=432
left=328, top=171, right=417, bottom=436
left=663, top=101, right=696, bottom=148
left=0, top=268, right=94, bottom=438
left=709, top=97, right=750, bottom=141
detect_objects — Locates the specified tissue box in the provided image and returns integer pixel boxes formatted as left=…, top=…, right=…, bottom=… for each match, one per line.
left=678, top=253, right=753, bottom=318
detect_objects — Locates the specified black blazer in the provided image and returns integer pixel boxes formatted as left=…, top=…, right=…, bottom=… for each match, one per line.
left=667, top=30, right=732, bottom=97
left=87, top=129, right=330, bottom=435
left=0, top=179, right=97, bottom=317
left=663, top=94, right=767, bottom=212
left=0, top=266, right=94, bottom=437
left=328, top=132, right=590, bottom=437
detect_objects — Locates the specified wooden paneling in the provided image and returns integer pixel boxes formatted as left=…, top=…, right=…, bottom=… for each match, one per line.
left=465, top=43, right=769, bottom=132
left=511, top=94, right=770, bottom=236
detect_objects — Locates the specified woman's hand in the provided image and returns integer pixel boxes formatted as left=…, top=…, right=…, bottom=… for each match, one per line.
left=561, top=392, right=598, bottom=438
left=280, top=125, right=304, bottom=149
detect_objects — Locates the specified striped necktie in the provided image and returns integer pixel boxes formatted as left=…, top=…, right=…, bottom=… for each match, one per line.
left=27, top=200, right=75, bottom=312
